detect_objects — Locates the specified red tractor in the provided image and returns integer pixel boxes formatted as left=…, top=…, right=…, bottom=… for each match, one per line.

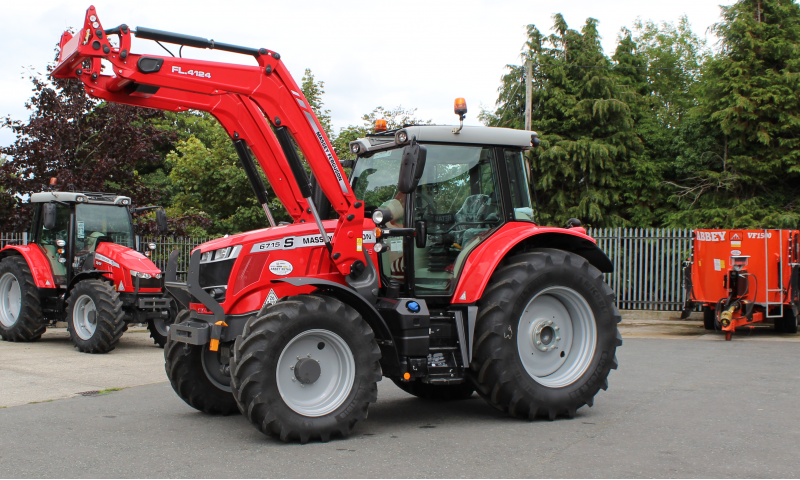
left=52, top=6, right=622, bottom=442
left=0, top=189, right=176, bottom=352
left=682, top=229, right=800, bottom=340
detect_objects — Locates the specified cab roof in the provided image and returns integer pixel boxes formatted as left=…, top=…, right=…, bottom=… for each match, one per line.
left=351, top=125, right=539, bottom=156
left=30, top=191, right=131, bottom=205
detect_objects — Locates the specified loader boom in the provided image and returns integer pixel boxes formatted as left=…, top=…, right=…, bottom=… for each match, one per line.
left=52, top=6, right=363, bottom=275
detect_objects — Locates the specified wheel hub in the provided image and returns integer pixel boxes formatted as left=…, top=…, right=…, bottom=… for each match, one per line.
left=294, top=357, right=321, bottom=384
left=532, top=319, right=560, bottom=352
left=72, top=295, right=98, bottom=340
left=276, top=329, right=355, bottom=417
left=517, top=287, right=597, bottom=388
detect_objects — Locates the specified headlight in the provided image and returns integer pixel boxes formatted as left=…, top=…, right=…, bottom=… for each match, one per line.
left=373, top=242, right=387, bottom=253
left=130, top=270, right=153, bottom=279
left=148, top=242, right=157, bottom=251
left=396, top=130, right=408, bottom=144
left=371, top=208, right=393, bottom=226
left=56, top=239, right=66, bottom=247
left=350, top=142, right=360, bottom=154
left=200, top=245, right=243, bottom=264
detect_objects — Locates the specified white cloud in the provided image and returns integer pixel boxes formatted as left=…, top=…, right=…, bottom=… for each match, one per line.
left=0, top=0, right=732, bottom=149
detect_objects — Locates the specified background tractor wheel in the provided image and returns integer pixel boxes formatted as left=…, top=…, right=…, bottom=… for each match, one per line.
left=0, top=256, right=45, bottom=342
left=164, top=309, right=239, bottom=415
left=391, top=378, right=475, bottom=400
left=66, top=279, right=125, bottom=353
left=147, top=303, right=177, bottom=348
left=468, top=249, right=622, bottom=421
left=231, top=294, right=381, bottom=443
left=703, top=307, right=717, bottom=330
left=779, top=309, right=798, bottom=334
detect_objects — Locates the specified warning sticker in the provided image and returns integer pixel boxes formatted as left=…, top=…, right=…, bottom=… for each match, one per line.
left=713, top=259, right=726, bottom=271
left=356, top=237, right=363, bottom=252
left=262, top=288, right=279, bottom=307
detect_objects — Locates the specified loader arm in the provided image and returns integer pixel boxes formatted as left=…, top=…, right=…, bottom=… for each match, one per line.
left=52, top=6, right=364, bottom=275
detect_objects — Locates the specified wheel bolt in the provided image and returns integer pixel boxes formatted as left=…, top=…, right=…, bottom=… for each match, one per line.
left=555, top=326, right=560, bottom=331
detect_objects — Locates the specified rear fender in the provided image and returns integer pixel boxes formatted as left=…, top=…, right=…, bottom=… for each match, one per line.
left=451, top=224, right=612, bottom=304
left=271, top=277, right=400, bottom=375
left=0, top=245, right=56, bottom=288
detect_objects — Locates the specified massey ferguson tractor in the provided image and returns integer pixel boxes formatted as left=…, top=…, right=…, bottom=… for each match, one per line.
left=0, top=187, right=176, bottom=352
left=682, top=229, right=800, bottom=340
left=51, top=6, right=622, bottom=442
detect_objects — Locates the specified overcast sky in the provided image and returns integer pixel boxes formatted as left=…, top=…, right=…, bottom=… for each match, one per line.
left=0, top=0, right=734, bottom=149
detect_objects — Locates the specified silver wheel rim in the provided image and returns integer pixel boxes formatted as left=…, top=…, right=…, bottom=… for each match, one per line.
left=72, top=295, right=97, bottom=340
left=517, top=286, right=597, bottom=388
left=0, top=272, right=21, bottom=328
left=276, top=329, right=355, bottom=417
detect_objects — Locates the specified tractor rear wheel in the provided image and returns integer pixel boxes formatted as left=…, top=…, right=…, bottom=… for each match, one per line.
left=164, top=309, right=239, bottom=415
left=391, top=378, right=475, bottom=400
left=231, top=294, right=381, bottom=443
left=703, top=307, right=716, bottom=330
left=469, top=249, right=622, bottom=420
left=66, top=279, right=125, bottom=353
left=0, top=256, right=45, bottom=342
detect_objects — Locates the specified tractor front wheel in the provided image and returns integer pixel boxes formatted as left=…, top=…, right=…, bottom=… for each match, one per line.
left=164, top=309, right=239, bottom=415
left=0, top=256, right=45, bottom=342
left=231, top=294, right=381, bottom=443
left=469, top=249, right=622, bottom=420
left=66, top=279, right=125, bottom=353
left=147, top=303, right=177, bottom=348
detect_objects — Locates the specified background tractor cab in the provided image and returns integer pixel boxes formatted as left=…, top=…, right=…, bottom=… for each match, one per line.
left=0, top=188, right=175, bottom=352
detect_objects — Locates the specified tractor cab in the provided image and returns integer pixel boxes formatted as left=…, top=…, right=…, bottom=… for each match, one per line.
left=349, top=124, right=539, bottom=298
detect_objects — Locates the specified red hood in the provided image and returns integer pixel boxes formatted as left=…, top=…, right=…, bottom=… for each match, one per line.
left=193, top=219, right=375, bottom=254
left=96, top=242, right=161, bottom=274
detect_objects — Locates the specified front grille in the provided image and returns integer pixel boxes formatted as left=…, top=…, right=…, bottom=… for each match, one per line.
left=199, top=259, right=235, bottom=288
left=132, top=276, right=162, bottom=289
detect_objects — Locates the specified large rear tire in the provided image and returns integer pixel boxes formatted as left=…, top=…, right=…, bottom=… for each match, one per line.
left=164, top=309, right=239, bottom=415
left=468, top=249, right=622, bottom=420
left=0, top=256, right=45, bottom=342
left=231, top=294, right=381, bottom=443
left=391, top=378, right=475, bottom=400
left=66, top=279, right=125, bottom=353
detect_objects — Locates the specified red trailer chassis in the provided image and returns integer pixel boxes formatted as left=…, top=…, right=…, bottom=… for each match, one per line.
left=682, top=229, right=800, bottom=339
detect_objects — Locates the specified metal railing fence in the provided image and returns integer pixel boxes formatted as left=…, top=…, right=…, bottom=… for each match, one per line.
left=587, top=228, right=692, bottom=311
left=2, top=229, right=694, bottom=311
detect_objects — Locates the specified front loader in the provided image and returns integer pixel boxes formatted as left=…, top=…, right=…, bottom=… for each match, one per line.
left=52, top=6, right=622, bottom=442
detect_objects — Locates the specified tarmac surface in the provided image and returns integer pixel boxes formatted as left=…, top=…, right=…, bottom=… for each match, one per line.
left=1, top=317, right=799, bottom=478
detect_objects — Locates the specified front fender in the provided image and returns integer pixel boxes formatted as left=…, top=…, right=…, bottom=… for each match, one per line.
left=451, top=223, right=612, bottom=304
left=0, top=245, right=56, bottom=288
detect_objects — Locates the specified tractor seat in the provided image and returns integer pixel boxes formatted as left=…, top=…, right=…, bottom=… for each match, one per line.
left=453, top=194, right=499, bottom=246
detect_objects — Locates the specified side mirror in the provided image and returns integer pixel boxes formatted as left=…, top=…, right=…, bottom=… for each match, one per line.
left=43, top=203, right=57, bottom=230
left=398, top=141, right=427, bottom=194
left=156, top=209, right=169, bottom=234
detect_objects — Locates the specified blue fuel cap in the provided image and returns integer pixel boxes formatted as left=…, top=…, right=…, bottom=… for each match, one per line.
left=406, top=301, right=420, bottom=313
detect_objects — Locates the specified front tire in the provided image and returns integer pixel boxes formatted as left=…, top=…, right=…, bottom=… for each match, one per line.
left=66, top=279, right=125, bottom=354
left=469, top=249, right=622, bottom=420
left=703, top=307, right=717, bottom=330
left=231, top=294, right=381, bottom=443
left=0, top=256, right=45, bottom=342
left=164, top=309, right=239, bottom=415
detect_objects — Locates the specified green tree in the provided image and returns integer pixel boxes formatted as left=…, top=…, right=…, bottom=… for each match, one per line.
left=486, top=14, right=643, bottom=227
left=301, top=68, right=333, bottom=139
left=667, top=0, right=800, bottom=228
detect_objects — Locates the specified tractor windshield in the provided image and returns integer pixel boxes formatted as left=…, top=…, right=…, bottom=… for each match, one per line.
left=75, top=204, right=134, bottom=253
